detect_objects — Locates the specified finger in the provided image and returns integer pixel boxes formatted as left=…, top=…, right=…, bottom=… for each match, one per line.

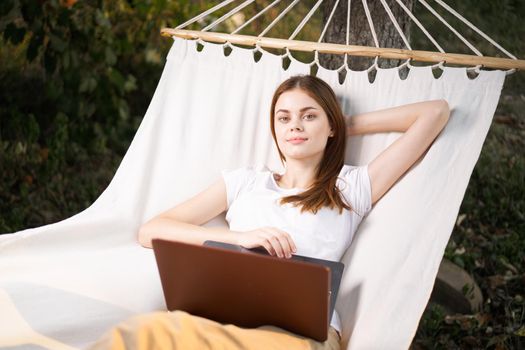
left=268, top=228, right=294, bottom=258
left=267, top=236, right=285, bottom=258
left=261, top=241, right=275, bottom=256
left=277, top=229, right=297, bottom=254
left=257, top=230, right=277, bottom=256
left=261, top=228, right=292, bottom=258
left=259, top=228, right=284, bottom=257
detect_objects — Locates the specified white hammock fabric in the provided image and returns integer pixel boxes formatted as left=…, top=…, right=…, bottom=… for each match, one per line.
left=0, top=37, right=505, bottom=349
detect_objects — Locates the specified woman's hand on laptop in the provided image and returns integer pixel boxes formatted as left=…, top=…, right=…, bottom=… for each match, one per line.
left=236, top=227, right=297, bottom=259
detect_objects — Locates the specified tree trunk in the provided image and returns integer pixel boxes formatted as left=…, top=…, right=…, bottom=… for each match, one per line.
left=320, top=0, right=415, bottom=71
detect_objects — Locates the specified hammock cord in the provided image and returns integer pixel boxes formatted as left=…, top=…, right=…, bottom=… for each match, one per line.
left=379, top=0, right=412, bottom=50
left=289, top=0, right=324, bottom=40
left=312, top=0, right=341, bottom=68
left=259, top=0, right=302, bottom=37
left=169, top=0, right=519, bottom=74
left=361, top=0, right=379, bottom=48
left=318, top=0, right=340, bottom=43
left=232, top=0, right=282, bottom=35
left=361, top=0, right=380, bottom=72
left=393, top=0, right=444, bottom=53
left=418, top=0, right=482, bottom=57
left=342, top=0, right=351, bottom=70
left=434, top=0, right=516, bottom=60
left=202, top=0, right=255, bottom=32
left=175, top=0, right=237, bottom=30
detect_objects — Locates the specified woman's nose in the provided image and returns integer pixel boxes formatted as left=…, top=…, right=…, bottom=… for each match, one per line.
left=290, top=120, right=303, bottom=131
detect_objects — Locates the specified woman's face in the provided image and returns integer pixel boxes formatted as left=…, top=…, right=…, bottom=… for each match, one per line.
left=274, top=88, right=333, bottom=162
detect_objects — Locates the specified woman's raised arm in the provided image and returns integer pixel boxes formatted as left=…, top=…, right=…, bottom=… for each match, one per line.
left=346, top=100, right=450, bottom=205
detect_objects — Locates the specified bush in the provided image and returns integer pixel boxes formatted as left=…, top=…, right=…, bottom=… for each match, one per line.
left=0, top=0, right=192, bottom=232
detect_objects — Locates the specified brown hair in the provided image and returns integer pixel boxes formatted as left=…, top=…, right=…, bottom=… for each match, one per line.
left=269, top=74, right=354, bottom=215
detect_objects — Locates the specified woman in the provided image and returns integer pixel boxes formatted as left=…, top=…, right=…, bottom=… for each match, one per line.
left=90, top=75, right=450, bottom=350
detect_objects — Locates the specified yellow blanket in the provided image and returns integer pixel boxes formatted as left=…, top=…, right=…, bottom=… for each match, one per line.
left=88, top=310, right=341, bottom=350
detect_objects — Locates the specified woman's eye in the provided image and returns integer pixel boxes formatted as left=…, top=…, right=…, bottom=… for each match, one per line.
left=277, top=114, right=315, bottom=122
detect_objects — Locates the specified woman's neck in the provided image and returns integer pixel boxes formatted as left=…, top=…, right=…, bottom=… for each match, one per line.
left=277, top=160, right=319, bottom=189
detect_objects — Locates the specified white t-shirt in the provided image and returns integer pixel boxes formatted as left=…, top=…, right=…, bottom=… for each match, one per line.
left=221, top=163, right=373, bottom=335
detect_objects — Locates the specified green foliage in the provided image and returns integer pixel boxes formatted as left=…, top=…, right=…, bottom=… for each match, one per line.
left=0, top=0, right=196, bottom=232
left=412, top=0, right=525, bottom=92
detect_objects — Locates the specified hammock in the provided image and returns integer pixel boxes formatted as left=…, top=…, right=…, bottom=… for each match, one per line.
left=0, top=1, right=520, bottom=349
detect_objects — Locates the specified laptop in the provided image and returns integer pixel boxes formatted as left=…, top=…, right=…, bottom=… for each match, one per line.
left=151, top=238, right=345, bottom=342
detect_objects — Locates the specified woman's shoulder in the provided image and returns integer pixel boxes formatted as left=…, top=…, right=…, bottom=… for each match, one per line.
left=342, top=163, right=368, bottom=171
left=338, top=164, right=368, bottom=179
left=337, top=163, right=372, bottom=216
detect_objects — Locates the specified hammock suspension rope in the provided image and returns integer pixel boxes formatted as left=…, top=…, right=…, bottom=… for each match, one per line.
left=161, top=0, right=524, bottom=73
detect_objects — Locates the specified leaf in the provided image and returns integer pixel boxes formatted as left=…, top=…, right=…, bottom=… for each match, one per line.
left=107, top=68, right=125, bottom=90
left=15, top=142, right=27, bottom=156
left=105, top=46, right=117, bottom=65
left=118, top=99, right=130, bottom=121
left=79, top=76, right=97, bottom=93
left=79, top=78, right=90, bottom=93
left=123, top=74, right=137, bottom=92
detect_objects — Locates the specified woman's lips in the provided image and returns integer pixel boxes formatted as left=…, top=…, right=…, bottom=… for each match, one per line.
left=287, top=138, right=307, bottom=144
